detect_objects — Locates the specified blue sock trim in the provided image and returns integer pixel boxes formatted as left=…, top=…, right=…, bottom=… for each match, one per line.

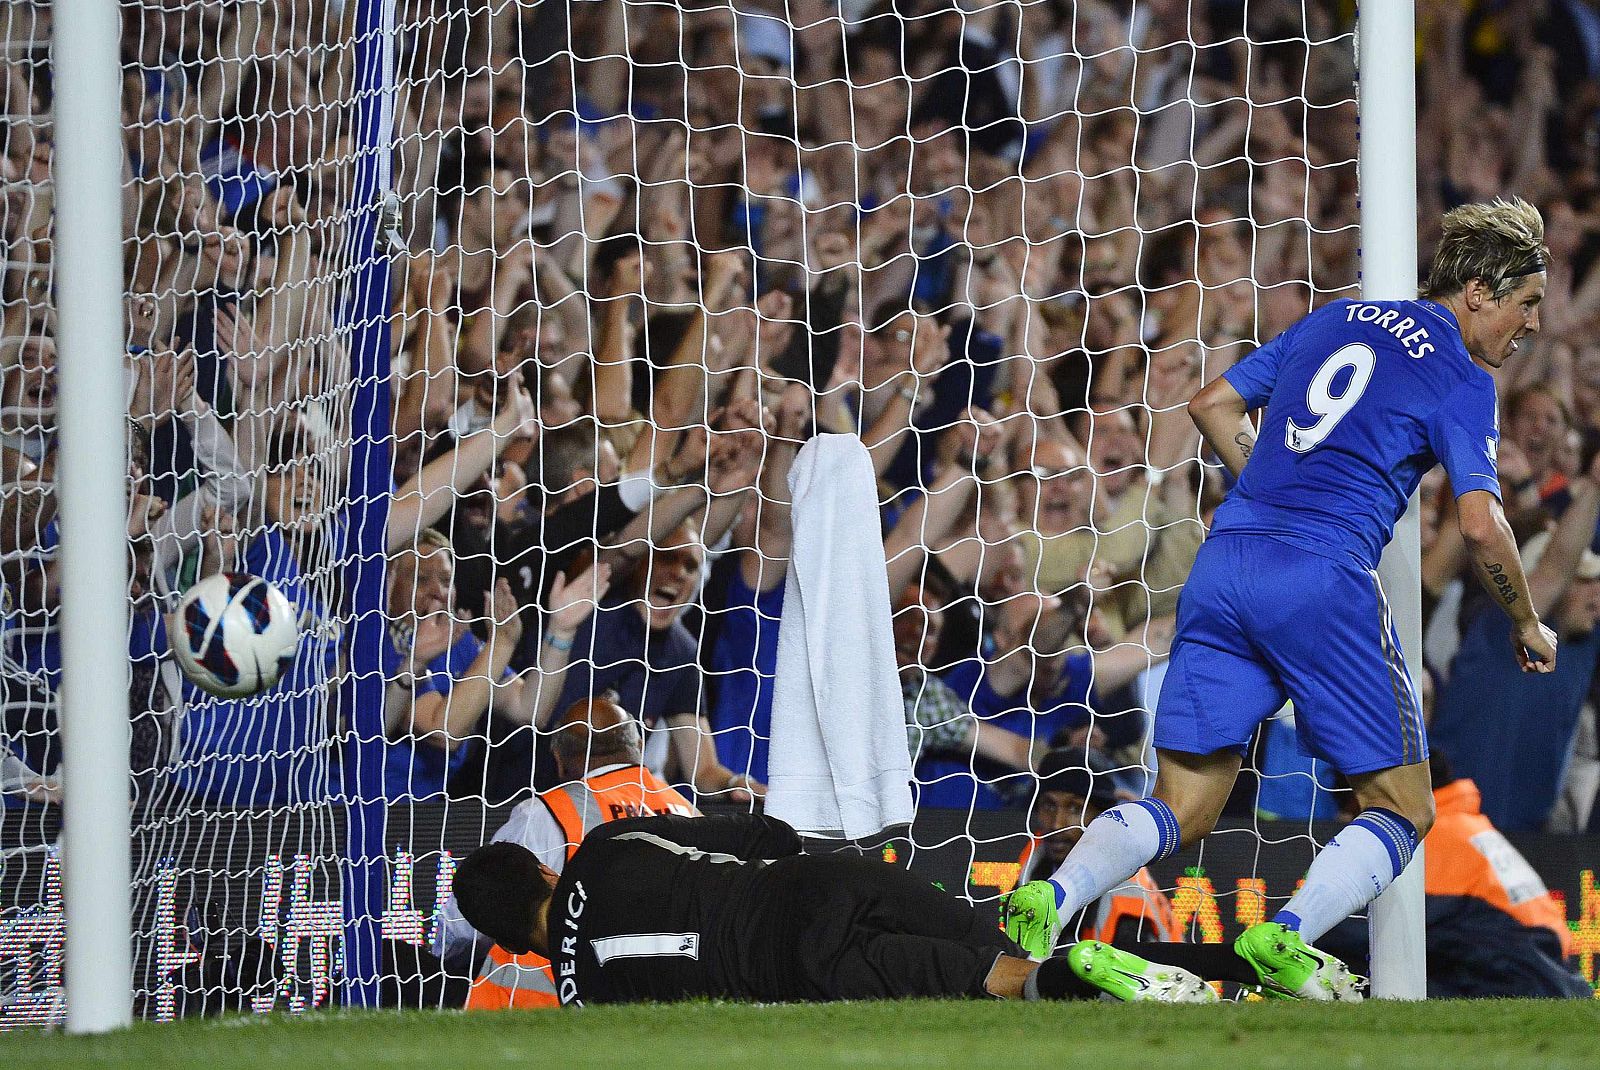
left=1130, top=798, right=1182, bottom=861
left=1274, top=910, right=1303, bottom=932
left=1349, top=807, right=1417, bottom=878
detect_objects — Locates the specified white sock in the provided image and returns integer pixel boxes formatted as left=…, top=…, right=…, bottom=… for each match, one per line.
left=1045, top=799, right=1181, bottom=917
left=1275, top=808, right=1417, bottom=944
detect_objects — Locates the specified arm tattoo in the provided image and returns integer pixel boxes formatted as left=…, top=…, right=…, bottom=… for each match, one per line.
left=1482, top=559, right=1519, bottom=606
left=1234, top=432, right=1254, bottom=461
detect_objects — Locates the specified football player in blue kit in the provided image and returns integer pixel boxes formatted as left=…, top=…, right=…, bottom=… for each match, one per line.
left=1001, top=198, right=1559, bottom=1000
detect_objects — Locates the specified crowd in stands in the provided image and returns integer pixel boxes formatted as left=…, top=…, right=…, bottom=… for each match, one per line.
left=0, top=0, right=1597, bottom=856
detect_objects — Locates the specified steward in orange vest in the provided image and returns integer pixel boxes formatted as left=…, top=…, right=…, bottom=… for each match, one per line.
left=436, top=697, right=698, bottom=1009
left=1427, top=768, right=1570, bottom=954
left=1417, top=753, right=1589, bottom=999
left=1020, top=749, right=1178, bottom=947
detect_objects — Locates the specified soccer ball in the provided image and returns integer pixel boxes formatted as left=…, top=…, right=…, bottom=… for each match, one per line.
left=173, top=572, right=300, bottom=698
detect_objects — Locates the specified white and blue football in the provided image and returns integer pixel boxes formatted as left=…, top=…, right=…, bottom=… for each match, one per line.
left=173, top=572, right=300, bottom=698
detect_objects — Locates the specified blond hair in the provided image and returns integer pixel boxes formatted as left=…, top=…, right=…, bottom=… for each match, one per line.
left=414, top=527, right=452, bottom=554
left=1423, top=197, right=1548, bottom=299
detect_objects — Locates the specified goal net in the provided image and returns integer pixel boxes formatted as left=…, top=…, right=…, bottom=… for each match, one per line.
left=5, top=0, right=384, bottom=1021
left=1, top=0, right=1459, bottom=1023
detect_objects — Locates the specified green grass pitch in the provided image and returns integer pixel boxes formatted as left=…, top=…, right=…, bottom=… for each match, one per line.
left=6, top=1000, right=1598, bottom=1069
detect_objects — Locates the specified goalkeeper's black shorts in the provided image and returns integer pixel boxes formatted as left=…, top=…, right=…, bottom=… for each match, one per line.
left=753, top=853, right=1018, bottom=1001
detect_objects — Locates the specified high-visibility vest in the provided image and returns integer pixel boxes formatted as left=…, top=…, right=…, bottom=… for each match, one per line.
left=1016, top=840, right=1178, bottom=944
left=465, top=766, right=696, bottom=1010
left=1425, top=778, right=1571, bottom=956
left=468, top=943, right=560, bottom=1010
left=539, top=764, right=698, bottom=862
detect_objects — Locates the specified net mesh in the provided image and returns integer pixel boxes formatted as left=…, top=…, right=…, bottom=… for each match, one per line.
left=1, top=0, right=1375, bottom=1022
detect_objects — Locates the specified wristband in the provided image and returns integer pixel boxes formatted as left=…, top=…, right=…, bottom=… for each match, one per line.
left=898, top=385, right=918, bottom=404
left=544, top=631, right=575, bottom=652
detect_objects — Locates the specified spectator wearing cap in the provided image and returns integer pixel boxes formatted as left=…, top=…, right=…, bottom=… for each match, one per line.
left=1017, top=747, right=1177, bottom=949
left=1433, top=452, right=1600, bottom=831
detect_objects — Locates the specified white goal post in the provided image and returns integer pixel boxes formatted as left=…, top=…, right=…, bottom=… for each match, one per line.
left=51, top=0, right=135, bottom=1035
left=1359, top=0, right=1427, bottom=1001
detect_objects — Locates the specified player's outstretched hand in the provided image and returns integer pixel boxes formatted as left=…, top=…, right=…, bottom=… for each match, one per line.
left=1512, top=619, right=1558, bottom=673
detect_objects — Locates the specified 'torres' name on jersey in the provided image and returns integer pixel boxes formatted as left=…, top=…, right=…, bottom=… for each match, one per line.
left=1343, top=302, right=1435, bottom=359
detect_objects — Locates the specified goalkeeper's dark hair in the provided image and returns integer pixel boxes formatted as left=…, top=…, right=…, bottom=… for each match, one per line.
left=453, top=842, right=553, bottom=955
left=1423, top=197, right=1548, bottom=300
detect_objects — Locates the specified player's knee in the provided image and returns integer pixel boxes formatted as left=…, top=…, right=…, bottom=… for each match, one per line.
left=1155, top=797, right=1217, bottom=847
left=1175, top=808, right=1217, bottom=848
left=1402, top=794, right=1435, bottom=841
left=1352, top=765, right=1435, bottom=843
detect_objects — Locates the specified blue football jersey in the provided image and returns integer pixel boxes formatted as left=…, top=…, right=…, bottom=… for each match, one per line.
left=1211, top=298, right=1501, bottom=570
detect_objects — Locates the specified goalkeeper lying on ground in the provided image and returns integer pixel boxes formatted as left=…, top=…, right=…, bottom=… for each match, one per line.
left=454, top=812, right=1327, bottom=1006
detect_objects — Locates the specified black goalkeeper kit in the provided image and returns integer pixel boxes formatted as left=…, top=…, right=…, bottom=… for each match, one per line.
left=547, top=813, right=1018, bottom=1005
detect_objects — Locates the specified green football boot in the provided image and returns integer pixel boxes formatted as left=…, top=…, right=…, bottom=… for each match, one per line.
left=1065, top=940, right=1219, bottom=1003
left=1233, top=921, right=1366, bottom=1001
left=999, top=880, right=1064, bottom=960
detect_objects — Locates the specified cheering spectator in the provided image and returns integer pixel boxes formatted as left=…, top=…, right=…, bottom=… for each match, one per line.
left=918, top=593, right=1090, bottom=811
left=898, top=579, right=1044, bottom=773
left=921, top=587, right=1174, bottom=810
left=704, top=385, right=807, bottom=785
left=383, top=528, right=611, bottom=800
left=492, top=525, right=758, bottom=803
left=1016, top=413, right=1202, bottom=637
left=1497, top=386, right=1576, bottom=532
left=1433, top=452, right=1600, bottom=831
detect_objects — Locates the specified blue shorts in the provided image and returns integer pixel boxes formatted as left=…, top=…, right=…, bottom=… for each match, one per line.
left=1154, top=534, right=1427, bottom=776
